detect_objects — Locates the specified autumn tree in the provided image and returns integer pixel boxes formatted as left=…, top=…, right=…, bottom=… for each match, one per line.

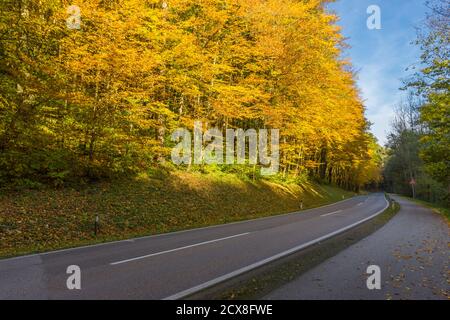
left=0, top=0, right=381, bottom=190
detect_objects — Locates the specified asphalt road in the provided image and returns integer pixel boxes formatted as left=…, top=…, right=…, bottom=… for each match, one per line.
left=264, top=195, right=449, bottom=300
left=0, top=193, right=388, bottom=299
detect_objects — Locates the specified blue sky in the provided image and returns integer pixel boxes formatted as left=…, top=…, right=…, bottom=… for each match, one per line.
left=327, top=0, right=428, bottom=145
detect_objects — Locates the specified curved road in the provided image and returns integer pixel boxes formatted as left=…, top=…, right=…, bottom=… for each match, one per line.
left=0, top=193, right=388, bottom=299
left=265, top=195, right=449, bottom=300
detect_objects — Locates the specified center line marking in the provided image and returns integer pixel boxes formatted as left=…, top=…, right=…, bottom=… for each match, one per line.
left=110, top=232, right=250, bottom=265
left=321, top=210, right=343, bottom=217
left=164, top=196, right=390, bottom=300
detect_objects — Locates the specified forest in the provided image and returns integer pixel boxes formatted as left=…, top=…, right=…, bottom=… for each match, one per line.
left=0, top=0, right=381, bottom=191
left=383, top=0, right=449, bottom=207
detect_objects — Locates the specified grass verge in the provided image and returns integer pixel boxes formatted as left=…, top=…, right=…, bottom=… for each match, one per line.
left=399, top=196, right=449, bottom=221
left=0, top=171, right=354, bottom=259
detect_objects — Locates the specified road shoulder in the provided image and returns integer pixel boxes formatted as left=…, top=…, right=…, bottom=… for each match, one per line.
left=263, top=195, right=449, bottom=300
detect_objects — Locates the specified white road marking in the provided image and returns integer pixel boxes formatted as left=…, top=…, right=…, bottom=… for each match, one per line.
left=321, top=210, right=343, bottom=217
left=163, top=196, right=390, bottom=300
left=0, top=196, right=361, bottom=263
left=110, top=232, right=250, bottom=265
left=357, top=202, right=364, bottom=206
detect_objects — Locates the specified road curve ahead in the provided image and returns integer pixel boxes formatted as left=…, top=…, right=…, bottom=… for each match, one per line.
left=264, top=195, right=449, bottom=300
left=0, top=193, right=388, bottom=299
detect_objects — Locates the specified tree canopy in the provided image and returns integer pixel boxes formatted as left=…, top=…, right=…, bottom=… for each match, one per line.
left=0, top=0, right=381, bottom=190
left=385, top=0, right=449, bottom=205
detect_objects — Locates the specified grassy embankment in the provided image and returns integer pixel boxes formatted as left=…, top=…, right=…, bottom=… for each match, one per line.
left=0, top=171, right=355, bottom=258
left=400, top=196, right=449, bottom=221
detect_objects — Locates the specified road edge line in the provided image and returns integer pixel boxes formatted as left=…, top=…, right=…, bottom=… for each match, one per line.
left=163, top=195, right=390, bottom=300
left=0, top=194, right=362, bottom=262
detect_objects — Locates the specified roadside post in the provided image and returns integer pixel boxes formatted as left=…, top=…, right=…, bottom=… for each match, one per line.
left=409, top=178, right=416, bottom=199
left=94, top=214, right=99, bottom=235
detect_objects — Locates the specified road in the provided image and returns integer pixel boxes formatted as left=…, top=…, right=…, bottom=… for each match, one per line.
left=264, top=195, right=449, bottom=300
left=0, top=193, right=388, bottom=299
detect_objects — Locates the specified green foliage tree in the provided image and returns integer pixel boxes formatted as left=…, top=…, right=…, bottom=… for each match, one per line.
left=399, top=0, right=449, bottom=203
